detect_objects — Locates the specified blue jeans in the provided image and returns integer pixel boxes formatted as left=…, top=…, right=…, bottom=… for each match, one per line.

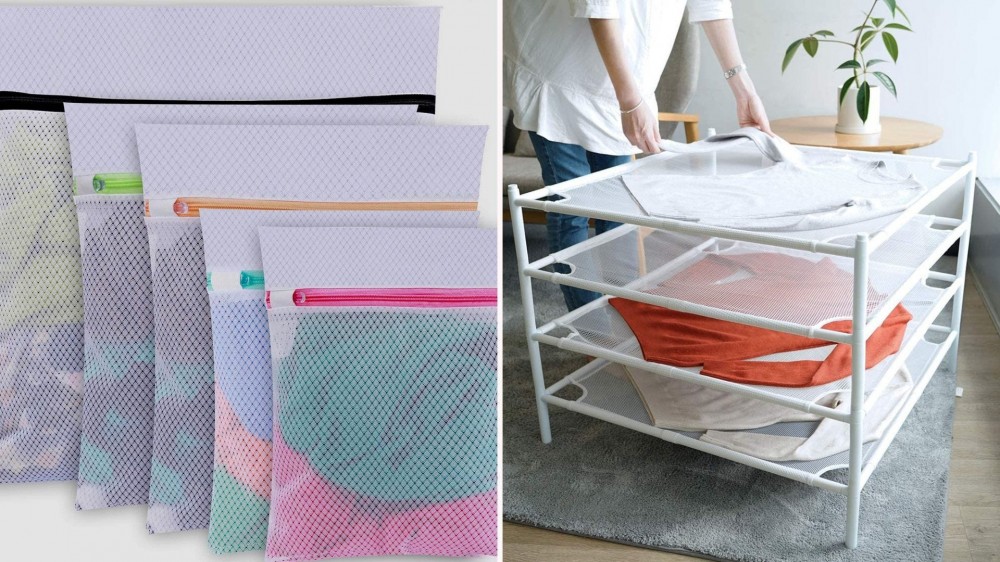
left=529, top=131, right=631, bottom=311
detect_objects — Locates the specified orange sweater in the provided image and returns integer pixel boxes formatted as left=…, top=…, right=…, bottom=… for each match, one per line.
left=608, top=298, right=912, bottom=388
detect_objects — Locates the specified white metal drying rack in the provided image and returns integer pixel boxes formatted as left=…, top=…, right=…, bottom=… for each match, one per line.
left=508, top=141, right=976, bottom=549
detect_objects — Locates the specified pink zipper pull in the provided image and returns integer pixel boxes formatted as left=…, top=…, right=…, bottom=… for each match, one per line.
left=266, top=287, right=497, bottom=309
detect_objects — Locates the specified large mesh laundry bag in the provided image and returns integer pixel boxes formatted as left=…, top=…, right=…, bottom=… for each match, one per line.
left=136, top=123, right=487, bottom=533
left=0, top=4, right=440, bottom=485
left=260, top=226, right=498, bottom=559
left=201, top=209, right=480, bottom=554
left=66, top=104, right=428, bottom=512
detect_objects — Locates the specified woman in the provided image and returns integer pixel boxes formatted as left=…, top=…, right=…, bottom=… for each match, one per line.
left=504, top=0, right=772, bottom=310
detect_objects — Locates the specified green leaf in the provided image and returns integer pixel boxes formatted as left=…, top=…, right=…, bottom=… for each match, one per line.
left=884, top=22, right=912, bottom=31
left=896, top=5, right=912, bottom=25
left=883, top=32, right=899, bottom=62
left=866, top=58, right=888, bottom=67
left=857, top=81, right=871, bottom=123
left=872, top=71, right=897, bottom=98
left=872, top=17, right=885, bottom=27
left=837, top=59, right=863, bottom=70
left=813, top=29, right=835, bottom=37
left=839, top=75, right=857, bottom=108
left=782, top=39, right=803, bottom=72
left=851, top=24, right=873, bottom=32
left=861, top=29, right=878, bottom=50
left=882, top=0, right=897, bottom=16
left=803, top=36, right=819, bottom=57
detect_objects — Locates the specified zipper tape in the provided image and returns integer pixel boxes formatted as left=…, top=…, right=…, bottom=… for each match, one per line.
left=146, top=198, right=479, bottom=218
left=0, top=91, right=435, bottom=114
left=266, top=287, right=497, bottom=309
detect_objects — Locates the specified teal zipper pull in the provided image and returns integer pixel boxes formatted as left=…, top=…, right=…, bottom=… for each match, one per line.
left=93, top=173, right=143, bottom=194
left=240, top=270, right=265, bottom=290
left=206, top=270, right=265, bottom=291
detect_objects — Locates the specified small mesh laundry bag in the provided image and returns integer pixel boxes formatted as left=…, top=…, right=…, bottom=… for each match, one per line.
left=260, top=226, right=497, bottom=560
left=201, top=209, right=479, bottom=554
left=0, top=4, right=440, bottom=485
left=66, top=104, right=428, bottom=511
left=136, top=123, right=487, bottom=533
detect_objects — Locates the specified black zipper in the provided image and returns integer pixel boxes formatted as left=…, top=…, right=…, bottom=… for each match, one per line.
left=0, top=91, right=435, bottom=114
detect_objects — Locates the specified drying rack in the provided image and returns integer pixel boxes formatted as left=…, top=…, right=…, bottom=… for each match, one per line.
left=508, top=141, right=976, bottom=548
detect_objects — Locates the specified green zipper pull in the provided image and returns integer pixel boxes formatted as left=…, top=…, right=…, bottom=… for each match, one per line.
left=93, top=173, right=143, bottom=194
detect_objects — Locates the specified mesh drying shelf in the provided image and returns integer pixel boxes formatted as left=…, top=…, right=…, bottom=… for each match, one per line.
left=515, top=143, right=969, bottom=247
left=535, top=276, right=959, bottom=414
left=547, top=336, right=945, bottom=481
left=525, top=214, right=962, bottom=332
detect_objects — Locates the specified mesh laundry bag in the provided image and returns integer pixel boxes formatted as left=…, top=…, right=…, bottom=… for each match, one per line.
left=137, top=123, right=487, bottom=534
left=66, top=104, right=428, bottom=512
left=260, top=226, right=497, bottom=560
left=201, top=209, right=479, bottom=554
left=0, top=4, right=440, bottom=485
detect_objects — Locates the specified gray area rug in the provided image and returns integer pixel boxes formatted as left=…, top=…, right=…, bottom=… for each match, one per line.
left=502, top=223, right=955, bottom=562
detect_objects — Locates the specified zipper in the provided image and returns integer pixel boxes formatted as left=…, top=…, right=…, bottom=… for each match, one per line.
left=73, top=173, right=144, bottom=196
left=0, top=91, right=435, bottom=114
left=206, top=270, right=265, bottom=292
left=145, top=197, right=478, bottom=218
left=266, top=288, right=497, bottom=309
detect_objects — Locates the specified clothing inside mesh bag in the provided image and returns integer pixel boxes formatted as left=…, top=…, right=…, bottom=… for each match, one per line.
left=138, top=123, right=486, bottom=534
left=145, top=219, right=215, bottom=532
left=200, top=209, right=479, bottom=554
left=267, top=308, right=497, bottom=559
left=260, top=226, right=497, bottom=559
left=0, top=111, right=83, bottom=483
left=66, top=103, right=431, bottom=511
left=0, top=4, right=442, bottom=488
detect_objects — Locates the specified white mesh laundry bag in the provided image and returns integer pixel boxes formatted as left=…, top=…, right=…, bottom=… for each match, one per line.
left=260, top=226, right=497, bottom=560
left=136, top=123, right=487, bottom=534
left=66, top=103, right=429, bottom=512
left=201, top=209, right=479, bottom=554
left=0, top=4, right=439, bottom=485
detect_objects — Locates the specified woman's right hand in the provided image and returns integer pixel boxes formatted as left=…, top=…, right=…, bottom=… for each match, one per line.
left=620, top=98, right=662, bottom=154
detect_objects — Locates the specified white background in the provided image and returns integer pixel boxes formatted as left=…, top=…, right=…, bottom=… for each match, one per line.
left=0, top=1, right=500, bottom=562
left=685, top=0, right=1000, bottom=217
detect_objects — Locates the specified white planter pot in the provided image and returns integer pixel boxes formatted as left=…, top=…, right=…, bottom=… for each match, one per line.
left=836, top=83, right=881, bottom=135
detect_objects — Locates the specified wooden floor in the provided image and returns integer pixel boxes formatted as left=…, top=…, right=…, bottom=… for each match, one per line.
left=503, top=280, right=1000, bottom=562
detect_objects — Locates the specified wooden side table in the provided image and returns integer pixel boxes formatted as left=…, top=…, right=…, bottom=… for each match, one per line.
left=770, top=116, right=942, bottom=155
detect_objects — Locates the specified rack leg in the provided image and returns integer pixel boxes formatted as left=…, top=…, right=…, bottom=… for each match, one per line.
left=846, top=234, right=869, bottom=549
left=947, top=155, right=976, bottom=374
left=509, top=185, right=552, bottom=444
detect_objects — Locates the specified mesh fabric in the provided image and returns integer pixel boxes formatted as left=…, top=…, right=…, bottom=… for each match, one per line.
left=0, top=112, right=84, bottom=483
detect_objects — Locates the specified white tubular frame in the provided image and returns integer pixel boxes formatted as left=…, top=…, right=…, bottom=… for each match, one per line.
left=507, top=151, right=977, bottom=549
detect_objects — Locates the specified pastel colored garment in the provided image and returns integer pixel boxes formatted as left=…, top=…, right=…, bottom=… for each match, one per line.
left=701, top=368, right=913, bottom=461
left=624, top=365, right=825, bottom=431
left=261, top=226, right=498, bottom=560
left=0, top=113, right=84, bottom=483
left=608, top=298, right=912, bottom=387
left=67, top=103, right=429, bottom=512
left=201, top=209, right=478, bottom=555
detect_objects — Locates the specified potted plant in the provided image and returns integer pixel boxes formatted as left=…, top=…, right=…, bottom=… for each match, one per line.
left=782, top=0, right=912, bottom=135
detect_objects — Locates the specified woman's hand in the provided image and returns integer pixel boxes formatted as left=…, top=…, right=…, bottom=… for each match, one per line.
left=621, top=99, right=662, bottom=154
left=735, top=91, right=772, bottom=134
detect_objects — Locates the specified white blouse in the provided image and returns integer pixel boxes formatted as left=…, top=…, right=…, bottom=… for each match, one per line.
left=503, top=0, right=733, bottom=155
